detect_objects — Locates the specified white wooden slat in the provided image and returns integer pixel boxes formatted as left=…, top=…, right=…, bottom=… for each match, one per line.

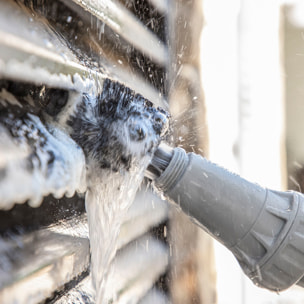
left=105, top=234, right=169, bottom=303
left=0, top=229, right=90, bottom=304
left=62, top=0, right=168, bottom=66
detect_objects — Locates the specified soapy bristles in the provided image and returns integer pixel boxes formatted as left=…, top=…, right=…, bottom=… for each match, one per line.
left=67, top=78, right=169, bottom=173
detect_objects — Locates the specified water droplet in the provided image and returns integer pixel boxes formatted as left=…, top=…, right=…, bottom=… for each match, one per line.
left=164, top=225, right=167, bottom=237
left=214, top=231, right=220, bottom=237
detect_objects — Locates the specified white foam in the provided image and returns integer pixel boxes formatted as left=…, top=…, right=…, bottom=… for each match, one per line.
left=0, top=113, right=86, bottom=210
left=85, top=152, right=150, bottom=303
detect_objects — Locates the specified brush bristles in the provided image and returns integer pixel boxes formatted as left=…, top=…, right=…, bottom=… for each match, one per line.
left=67, top=78, right=170, bottom=173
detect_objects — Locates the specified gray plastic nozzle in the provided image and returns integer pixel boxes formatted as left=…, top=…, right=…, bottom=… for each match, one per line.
left=147, top=145, right=304, bottom=291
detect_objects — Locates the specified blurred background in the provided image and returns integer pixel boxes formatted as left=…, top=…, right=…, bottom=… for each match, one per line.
left=199, top=0, right=304, bottom=303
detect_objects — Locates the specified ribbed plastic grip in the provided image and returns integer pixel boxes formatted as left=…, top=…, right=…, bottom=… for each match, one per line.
left=154, top=147, right=189, bottom=193
left=242, top=190, right=304, bottom=291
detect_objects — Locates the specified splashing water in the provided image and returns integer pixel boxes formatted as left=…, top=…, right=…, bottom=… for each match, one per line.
left=0, top=77, right=169, bottom=302
left=86, top=163, right=146, bottom=302
left=67, top=78, right=169, bottom=303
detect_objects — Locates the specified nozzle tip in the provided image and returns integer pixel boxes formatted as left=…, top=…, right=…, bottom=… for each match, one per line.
left=145, top=143, right=174, bottom=180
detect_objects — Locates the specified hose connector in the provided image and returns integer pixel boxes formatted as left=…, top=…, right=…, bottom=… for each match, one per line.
left=154, top=147, right=188, bottom=193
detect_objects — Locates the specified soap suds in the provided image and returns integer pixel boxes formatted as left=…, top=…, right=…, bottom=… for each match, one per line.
left=0, top=89, right=86, bottom=209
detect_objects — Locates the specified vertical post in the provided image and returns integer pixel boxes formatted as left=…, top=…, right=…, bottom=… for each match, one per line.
left=284, top=2, right=304, bottom=192
left=168, top=0, right=216, bottom=303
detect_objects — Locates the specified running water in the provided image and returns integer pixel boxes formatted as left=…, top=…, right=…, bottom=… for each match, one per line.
left=67, top=78, right=169, bottom=303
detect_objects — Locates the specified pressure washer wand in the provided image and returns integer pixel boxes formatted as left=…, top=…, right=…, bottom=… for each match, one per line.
left=146, top=144, right=304, bottom=292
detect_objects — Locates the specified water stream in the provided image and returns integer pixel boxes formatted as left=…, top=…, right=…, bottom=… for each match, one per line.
left=67, top=78, right=169, bottom=303
left=86, top=162, right=146, bottom=302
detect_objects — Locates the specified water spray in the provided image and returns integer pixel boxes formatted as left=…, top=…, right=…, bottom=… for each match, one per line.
left=0, top=77, right=169, bottom=303
left=67, top=78, right=169, bottom=303
left=146, top=144, right=304, bottom=292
